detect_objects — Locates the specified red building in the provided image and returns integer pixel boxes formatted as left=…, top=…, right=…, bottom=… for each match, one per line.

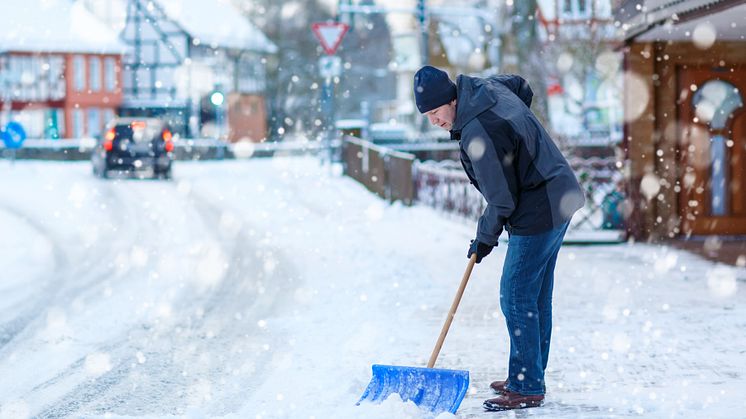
left=0, top=1, right=126, bottom=139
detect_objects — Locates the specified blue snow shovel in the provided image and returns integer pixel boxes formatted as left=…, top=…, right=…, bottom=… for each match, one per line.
left=358, top=255, right=477, bottom=415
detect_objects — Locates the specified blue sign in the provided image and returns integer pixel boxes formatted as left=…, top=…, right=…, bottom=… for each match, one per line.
left=2, top=122, right=27, bottom=149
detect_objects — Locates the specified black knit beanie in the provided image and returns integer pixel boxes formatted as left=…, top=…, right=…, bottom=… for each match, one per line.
left=413, top=66, right=457, bottom=113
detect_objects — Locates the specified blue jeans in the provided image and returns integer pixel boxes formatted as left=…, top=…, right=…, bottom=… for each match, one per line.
left=500, top=222, right=569, bottom=396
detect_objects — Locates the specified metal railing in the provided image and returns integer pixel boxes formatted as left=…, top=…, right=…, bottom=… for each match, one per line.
left=413, top=156, right=627, bottom=243
left=341, top=136, right=626, bottom=242
left=342, top=136, right=416, bottom=205
left=413, top=160, right=485, bottom=221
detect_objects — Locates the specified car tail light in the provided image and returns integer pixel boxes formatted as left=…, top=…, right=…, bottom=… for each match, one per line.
left=163, top=129, right=174, bottom=152
left=103, top=128, right=115, bottom=151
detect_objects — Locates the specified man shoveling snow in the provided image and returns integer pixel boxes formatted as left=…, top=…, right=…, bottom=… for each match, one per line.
left=413, top=65, right=585, bottom=411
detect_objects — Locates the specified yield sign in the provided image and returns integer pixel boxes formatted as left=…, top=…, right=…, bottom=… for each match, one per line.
left=312, top=22, right=349, bottom=55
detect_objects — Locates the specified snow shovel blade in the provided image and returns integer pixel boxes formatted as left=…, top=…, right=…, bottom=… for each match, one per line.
left=357, top=364, right=469, bottom=414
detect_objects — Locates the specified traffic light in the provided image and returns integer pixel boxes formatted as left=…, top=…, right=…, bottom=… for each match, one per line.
left=417, top=0, right=426, bottom=26
left=210, top=90, right=225, bottom=107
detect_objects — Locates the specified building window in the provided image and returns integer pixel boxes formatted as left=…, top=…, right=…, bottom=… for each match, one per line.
left=104, top=108, right=115, bottom=126
left=73, top=109, right=84, bottom=138
left=44, top=108, right=61, bottom=139
left=56, top=109, right=65, bottom=138
left=105, top=57, right=117, bottom=91
left=692, top=79, right=744, bottom=217
left=88, top=107, right=101, bottom=138
left=21, top=56, right=34, bottom=100
left=73, top=55, right=86, bottom=91
left=562, top=0, right=590, bottom=18
left=563, top=0, right=573, bottom=13
left=12, top=108, right=45, bottom=138
left=578, top=0, right=587, bottom=13
left=49, top=56, right=66, bottom=100
left=90, top=57, right=101, bottom=92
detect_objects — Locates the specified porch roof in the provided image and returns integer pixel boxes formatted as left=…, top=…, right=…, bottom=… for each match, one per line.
left=614, top=0, right=746, bottom=42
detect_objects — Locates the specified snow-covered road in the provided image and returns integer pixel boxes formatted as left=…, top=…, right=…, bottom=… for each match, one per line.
left=0, top=158, right=744, bottom=419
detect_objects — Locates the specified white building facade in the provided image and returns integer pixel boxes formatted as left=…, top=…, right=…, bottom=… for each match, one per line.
left=82, top=0, right=277, bottom=141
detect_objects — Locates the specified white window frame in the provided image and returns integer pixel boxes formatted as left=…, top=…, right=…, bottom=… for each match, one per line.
left=73, top=55, right=86, bottom=92
left=90, top=57, right=101, bottom=92
left=105, top=57, right=117, bottom=91
left=88, top=107, right=101, bottom=138
left=56, top=108, right=65, bottom=138
left=104, top=108, right=116, bottom=126
left=73, top=109, right=85, bottom=138
left=561, top=0, right=591, bottom=19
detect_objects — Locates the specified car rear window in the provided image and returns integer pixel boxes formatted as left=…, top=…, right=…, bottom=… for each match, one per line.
left=114, top=121, right=162, bottom=143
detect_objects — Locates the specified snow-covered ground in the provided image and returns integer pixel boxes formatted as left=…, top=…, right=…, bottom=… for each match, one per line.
left=0, top=158, right=744, bottom=419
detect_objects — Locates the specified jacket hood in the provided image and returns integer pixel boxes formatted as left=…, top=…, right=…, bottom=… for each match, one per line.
left=488, top=74, right=533, bottom=108
left=451, top=74, right=534, bottom=134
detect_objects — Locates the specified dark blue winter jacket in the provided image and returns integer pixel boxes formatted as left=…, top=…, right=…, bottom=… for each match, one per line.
left=451, top=74, right=584, bottom=244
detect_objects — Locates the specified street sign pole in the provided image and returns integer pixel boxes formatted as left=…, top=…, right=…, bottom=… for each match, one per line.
left=324, top=76, right=334, bottom=167
left=417, top=0, right=428, bottom=67
left=319, top=55, right=342, bottom=167
left=311, top=22, right=349, bottom=169
left=210, top=88, right=226, bottom=159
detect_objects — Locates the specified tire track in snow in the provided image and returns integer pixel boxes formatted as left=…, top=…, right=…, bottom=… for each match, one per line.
left=0, top=203, right=68, bottom=349
left=36, top=180, right=301, bottom=417
left=4, top=181, right=154, bottom=416
left=0, top=180, right=131, bottom=354
left=31, top=180, right=180, bottom=418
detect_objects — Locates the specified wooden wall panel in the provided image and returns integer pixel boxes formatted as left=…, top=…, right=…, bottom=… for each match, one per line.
left=625, top=40, right=746, bottom=239
left=624, top=42, right=656, bottom=239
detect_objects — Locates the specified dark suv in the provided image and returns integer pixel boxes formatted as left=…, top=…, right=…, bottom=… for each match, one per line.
left=92, top=118, right=174, bottom=179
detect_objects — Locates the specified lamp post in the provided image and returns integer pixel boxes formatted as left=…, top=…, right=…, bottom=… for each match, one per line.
left=210, top=89, right=225, bottom=159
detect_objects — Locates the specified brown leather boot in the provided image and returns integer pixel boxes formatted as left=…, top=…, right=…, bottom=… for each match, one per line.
left=489, top=380, right=508, bottom=394
left=490, top=380, right=545, bottom=394
left=483, top=389, right=544, bottom=411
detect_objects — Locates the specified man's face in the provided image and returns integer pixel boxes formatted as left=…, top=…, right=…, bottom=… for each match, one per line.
left=424, top=100, right=457, bottom=131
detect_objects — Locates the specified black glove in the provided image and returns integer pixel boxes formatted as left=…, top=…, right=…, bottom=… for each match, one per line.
left=468, top=239, right=493, bottom=263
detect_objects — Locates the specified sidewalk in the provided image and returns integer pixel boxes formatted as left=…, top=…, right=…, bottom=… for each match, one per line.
left=670, top=237, right=746, bottom=267
left=452, top=242, right=746, bottom=418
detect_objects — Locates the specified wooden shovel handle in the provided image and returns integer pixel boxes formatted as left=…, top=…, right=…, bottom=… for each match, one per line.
left=427, top=254, right=477, bottom=368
